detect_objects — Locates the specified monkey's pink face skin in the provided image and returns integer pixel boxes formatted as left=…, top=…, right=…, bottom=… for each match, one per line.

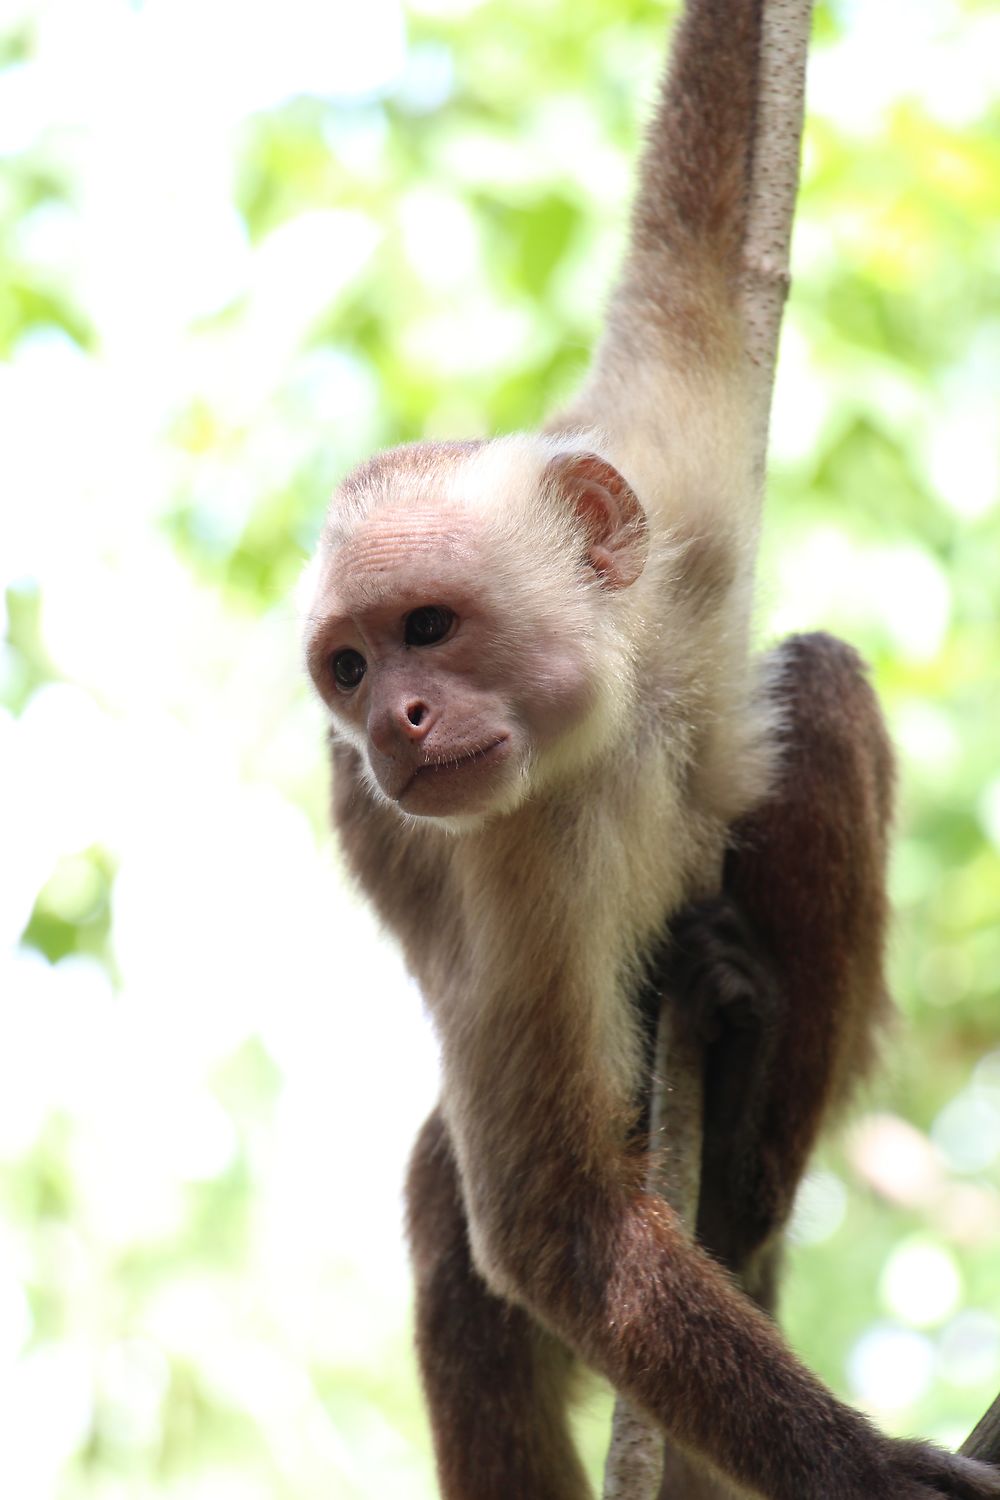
left=305, top=505, right=596, bottom=820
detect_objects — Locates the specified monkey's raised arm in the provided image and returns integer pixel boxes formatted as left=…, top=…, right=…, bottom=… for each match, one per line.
left=553, top=0, right=776, bottom=560
left=628, top=1, right=761, bottom=327
left=580, top=0, right=765, bottom=409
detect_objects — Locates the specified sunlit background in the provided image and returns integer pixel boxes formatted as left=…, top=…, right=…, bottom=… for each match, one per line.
left=1, top=0, right=998, bottom=1494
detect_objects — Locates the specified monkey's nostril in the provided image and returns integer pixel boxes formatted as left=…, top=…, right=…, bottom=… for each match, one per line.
left=407, top=702, right=428, bottom=727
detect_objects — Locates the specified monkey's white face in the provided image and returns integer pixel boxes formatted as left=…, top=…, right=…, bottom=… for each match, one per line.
left=304, top=503, right=599, bottom=822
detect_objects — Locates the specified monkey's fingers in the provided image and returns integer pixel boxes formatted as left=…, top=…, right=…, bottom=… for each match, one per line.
left=889, top=1438, right=1000, bottom=1498
left=663, top=892, right=782, bottom=1044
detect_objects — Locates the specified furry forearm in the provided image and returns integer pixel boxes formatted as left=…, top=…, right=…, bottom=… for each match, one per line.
left=633, top=0, right=762, bottom=277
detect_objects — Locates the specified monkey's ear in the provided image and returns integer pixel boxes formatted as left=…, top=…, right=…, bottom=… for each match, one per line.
left=544, top=452, right=648, bottom=590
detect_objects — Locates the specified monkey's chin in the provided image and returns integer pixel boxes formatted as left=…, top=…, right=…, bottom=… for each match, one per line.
left=395, top=736, right=519, bottom=821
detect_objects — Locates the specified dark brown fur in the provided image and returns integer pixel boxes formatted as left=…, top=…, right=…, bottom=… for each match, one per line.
left=716, top=633, right=894, bottom=1254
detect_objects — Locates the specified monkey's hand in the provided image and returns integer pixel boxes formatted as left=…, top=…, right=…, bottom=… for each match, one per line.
left=883, top=1438, right=1000, bottom=1497
left=665, top=893, right=780, bottom=1052
left=661, top=893, right=790, bottom=1272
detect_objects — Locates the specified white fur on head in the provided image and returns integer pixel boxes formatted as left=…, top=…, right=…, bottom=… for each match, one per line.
left=303, top=432, right=659, bottom=806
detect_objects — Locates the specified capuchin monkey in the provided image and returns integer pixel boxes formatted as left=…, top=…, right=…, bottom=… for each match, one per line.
left=302, top=2, right=1000, bottom=1497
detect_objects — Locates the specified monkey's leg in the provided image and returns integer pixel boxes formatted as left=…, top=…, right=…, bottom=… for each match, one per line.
left=406, top=1107, right=592, bottom=1500
left=660, top=632, right=895, bottom=1291
left=652, top=892, right=787, bottom=1287
left=729, top=630, right=895, bottom=1149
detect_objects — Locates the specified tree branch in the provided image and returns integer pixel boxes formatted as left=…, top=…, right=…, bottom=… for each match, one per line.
left=963, top=1394, right=1000, bottom=1468
left=742, top=0, right=814, bottom=477
left=603, top=1004, right=704, bottom=1499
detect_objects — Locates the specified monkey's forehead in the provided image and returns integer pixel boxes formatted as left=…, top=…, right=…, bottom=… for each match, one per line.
left=312, top=502, right=482, bottom=616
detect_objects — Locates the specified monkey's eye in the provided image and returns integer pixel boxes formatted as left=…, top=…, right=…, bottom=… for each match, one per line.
left=331, top=649, right=366, bottom=691
left=404, top=605, right=455, bottom=647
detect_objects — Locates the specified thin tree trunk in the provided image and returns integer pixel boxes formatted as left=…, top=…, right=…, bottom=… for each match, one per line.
left=742, top=0, right=814, bottom=478
left=602, top=1010, right=705, bottom=1499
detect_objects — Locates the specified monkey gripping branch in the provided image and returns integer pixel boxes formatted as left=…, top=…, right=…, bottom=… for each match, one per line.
left=300, top=0, right=1000, bottom=1495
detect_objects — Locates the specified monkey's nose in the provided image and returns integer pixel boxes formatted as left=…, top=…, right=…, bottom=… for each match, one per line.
left=369, top=699, right=436, bottom=755
left=401, top=700, right=432, bottom=738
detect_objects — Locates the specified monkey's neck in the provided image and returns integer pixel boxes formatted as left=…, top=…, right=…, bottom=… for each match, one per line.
left=431, top=766, right=703, bottom=1079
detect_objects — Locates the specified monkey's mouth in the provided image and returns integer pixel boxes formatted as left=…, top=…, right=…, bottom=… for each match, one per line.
left=414, top=736, right=509, bottom=779
left=398, top=736, right=511, bottom=805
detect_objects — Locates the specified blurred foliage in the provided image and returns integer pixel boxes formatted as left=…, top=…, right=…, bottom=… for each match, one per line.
left=0, top=0, right=998, bottom=1495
